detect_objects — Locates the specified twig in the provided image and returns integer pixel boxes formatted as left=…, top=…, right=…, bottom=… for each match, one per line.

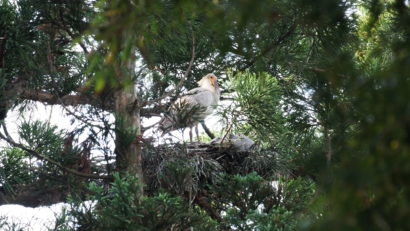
left=220, top=96, right=235, bottom=101
left=220, top=123, right=233, bottom=144
left=60, top=102, right=106, bottom=130
left=141, top=32, right=196, bottom=107
left=141, top=120, right=161, bottom=133
left=1, top=121, right=14, bottom=143
left=244, top=22, right=297, bottom=69
left=51, top=88, right=116, bottom=141
left=56, top=10, right=89, bottom=54
left=306, top=67, right=348, bottom=78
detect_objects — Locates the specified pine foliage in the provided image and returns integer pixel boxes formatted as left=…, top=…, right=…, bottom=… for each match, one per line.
left=1, top=0, right=410, bottom=230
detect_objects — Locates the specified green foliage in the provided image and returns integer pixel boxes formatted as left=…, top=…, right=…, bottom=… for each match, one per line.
left=156, top=154, right=222, bottom=195
left=3, top=0, right=410, bottom=230
left=0, top=0, right=89, bottom=90
left=0, top=148, right=31, bottom=195
left=18, top=120, right=79, bottom=168
left=49, top=207, right=73, bottom=231
left=60, top=172, right=315, bottom=230
left=0, top=120, right=93, bottom=205
left=222, top=70, right=323, bottom=177
left=0, top=215, right=27, bottom=231
left=225, top=71, right=285, bottom=141
left=211, top=172, right=316, bottom=231
left=62, top=173, right=217, bottom=231
left=19, top=121, right=64, bottom=152
left=298, top=1, right=410, bottom=231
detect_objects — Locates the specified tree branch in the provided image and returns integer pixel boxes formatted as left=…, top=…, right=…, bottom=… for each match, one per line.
left=0, top=130, right=113, bottom=180
left=0, top=35, right=6, bottom=68
left=1, top=121, right=14, bottom=143
left=15, top=85, right=161, bottom=122
left=140, top=32, right=196, bottom=107
left=56, top=12, right=89, bottom=55
left=306, top=66, right=348, bottom=78
left=19, top=89, right=109, bottom=109
left=194, top=193, right=224, bottom=223
left=244, top=22, right=297, bottom=69
left=60, top=102, right=107, bottom=130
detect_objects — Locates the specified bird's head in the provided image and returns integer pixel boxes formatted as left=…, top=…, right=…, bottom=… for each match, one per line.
left=197, top=73, right=219, bottom=90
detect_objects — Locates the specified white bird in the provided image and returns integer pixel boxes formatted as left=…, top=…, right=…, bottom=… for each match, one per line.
left=159, top=73, right=220, bottom=141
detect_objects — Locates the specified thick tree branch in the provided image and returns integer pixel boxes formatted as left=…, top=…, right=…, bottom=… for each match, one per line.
left=18, top=89, right=111, bottom=110
left=21, top=89, right=90, bottom=105
left=15, top=86, right=163, bottom=118
left=194, top=194, right=223, bottom=222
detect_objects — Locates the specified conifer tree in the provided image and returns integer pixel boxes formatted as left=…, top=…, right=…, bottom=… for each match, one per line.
left=1, top=0, right=410, bottom=230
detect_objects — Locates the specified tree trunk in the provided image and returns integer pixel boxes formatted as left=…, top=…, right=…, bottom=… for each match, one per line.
left=112, top=42, right=144, bottom=196
left=324, top=125, right=332, bottom=166
left=114, top=83, right=144, bottom=195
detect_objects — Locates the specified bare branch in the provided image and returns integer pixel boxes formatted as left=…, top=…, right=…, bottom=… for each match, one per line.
left=220, top=122, right=233, bottom=144
left=306, top=67, right=348, bottom=78
left=19, top=89, right=110, bottom=109
left=58, top=102, right=117, bottom=141
left=66, top=30, right=89, bottom=54
left=220, top=96, right=235, bottom=101
left=60, top=102, right=106, bottom=130
left=1, top=120, right=14, bottom=143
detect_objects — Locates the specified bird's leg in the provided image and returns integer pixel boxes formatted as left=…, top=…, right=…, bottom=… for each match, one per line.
left=189, top=128, right=193, bottom=143
left=200, top=121, right=215, bottom=139
left=180, top=128, right=186, bottom=143
left=195, top=124, right=200, bottom=142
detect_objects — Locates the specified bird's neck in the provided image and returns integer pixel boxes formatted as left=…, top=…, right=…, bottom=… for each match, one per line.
left=200, top=82, right=219, bottom=94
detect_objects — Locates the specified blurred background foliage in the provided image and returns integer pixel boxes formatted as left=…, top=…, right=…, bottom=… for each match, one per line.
left=1, top=0, right=410, bottom=230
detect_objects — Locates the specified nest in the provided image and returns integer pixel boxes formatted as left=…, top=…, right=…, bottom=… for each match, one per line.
left=142, top=139, right=285, bottom=196
left=0, top=136, right=287, bottom=207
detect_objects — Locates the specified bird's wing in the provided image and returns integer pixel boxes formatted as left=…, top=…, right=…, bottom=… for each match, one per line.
left=183, top=87, right=216, bottom=107
left=170, top=87, right=216, bottom=122
left=159, top=87, right=218, bottom=134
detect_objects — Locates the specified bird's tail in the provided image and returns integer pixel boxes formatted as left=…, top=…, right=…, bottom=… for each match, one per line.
left=157, top=102, right=206, bottom=136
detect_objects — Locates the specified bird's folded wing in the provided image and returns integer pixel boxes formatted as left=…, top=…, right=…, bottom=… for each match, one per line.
left=184, top=87, right=216, bottom=107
